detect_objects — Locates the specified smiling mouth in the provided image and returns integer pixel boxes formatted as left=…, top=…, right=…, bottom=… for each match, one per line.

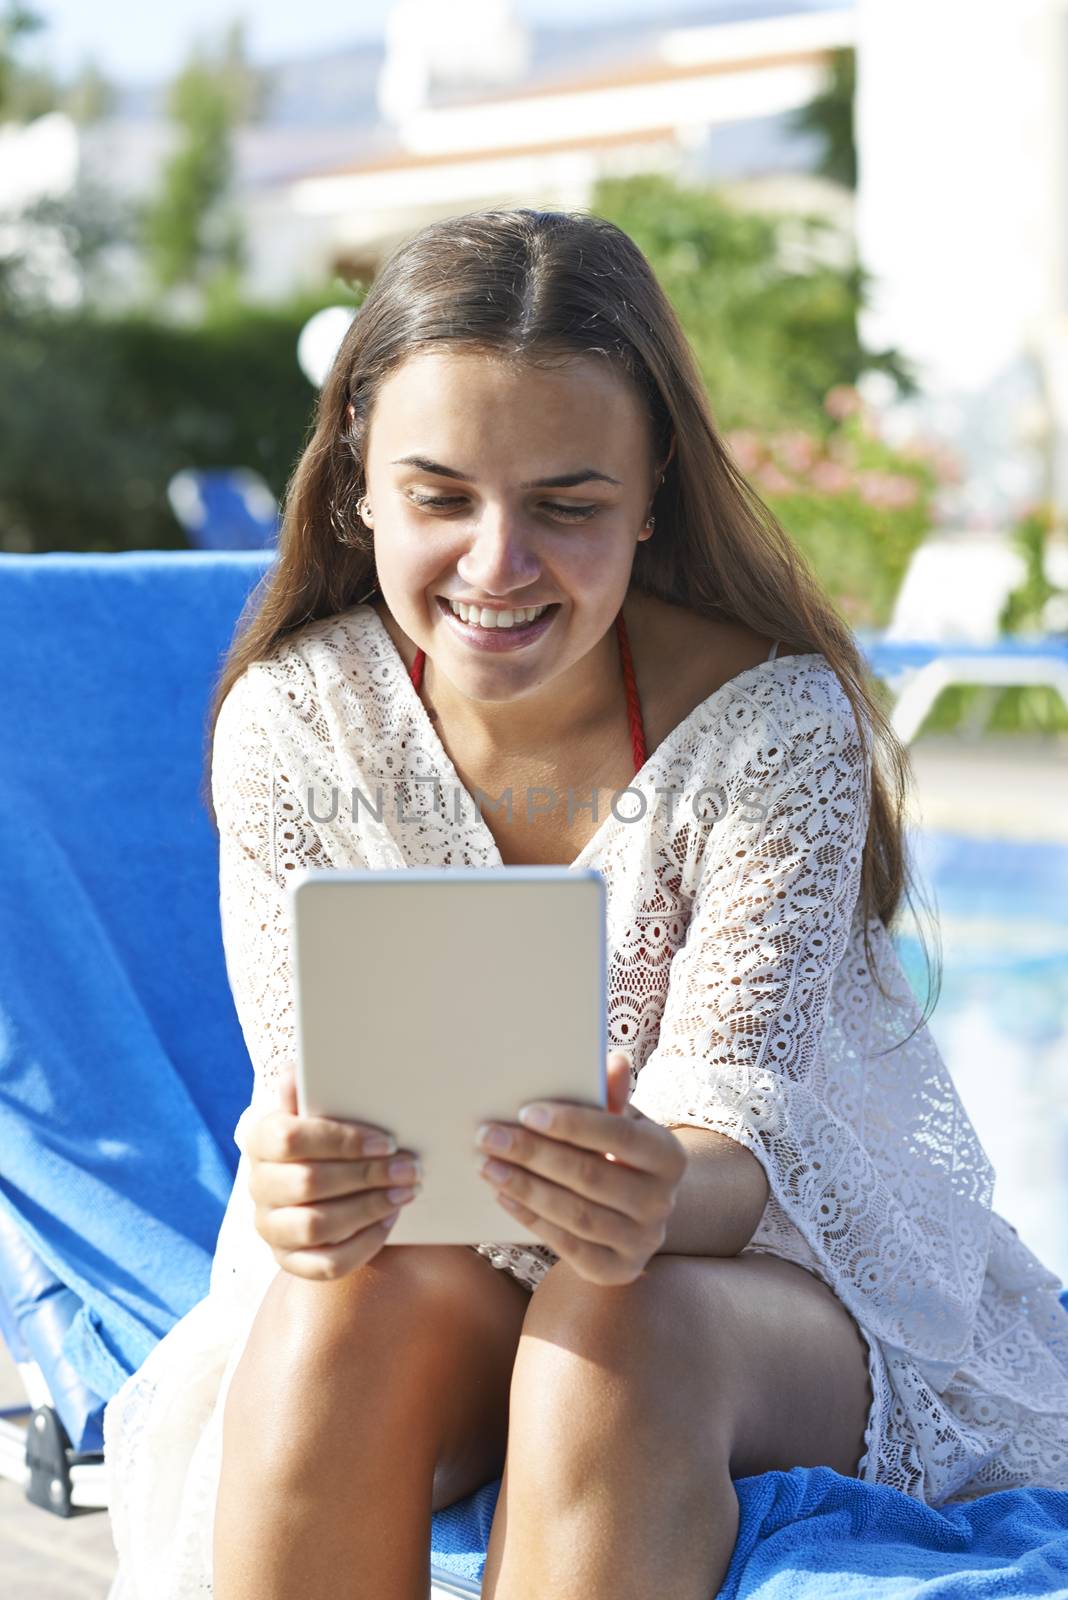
left=439, top=596, right=558, bottom=611
left=436, top=596, right=560, bottom=628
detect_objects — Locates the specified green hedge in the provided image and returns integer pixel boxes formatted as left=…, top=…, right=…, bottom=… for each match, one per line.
left=0, top=290, right=935, bottom=608
left=0, top=291, right=347, bottom=552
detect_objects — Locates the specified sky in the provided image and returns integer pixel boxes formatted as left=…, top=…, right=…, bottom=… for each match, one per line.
left=29, top=0, right=850, bottom=85
left=32, top=1, right=792, bottom=86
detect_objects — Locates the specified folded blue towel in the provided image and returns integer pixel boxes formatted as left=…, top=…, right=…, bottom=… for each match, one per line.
left=720, top=1468, right=1068, bottom=1598
left=427, top=1457, right=1068, bottom=1596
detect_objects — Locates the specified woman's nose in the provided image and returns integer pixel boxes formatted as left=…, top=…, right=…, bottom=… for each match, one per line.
left=456, top=513, right=541, bottom=594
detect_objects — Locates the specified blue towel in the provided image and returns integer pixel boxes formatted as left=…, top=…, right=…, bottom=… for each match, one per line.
left=721, top=1469, right=1068, bottom=1598
left=427, top=1457, right=1068, bottom=1596
left=0, top=551, right=274, bottom=1402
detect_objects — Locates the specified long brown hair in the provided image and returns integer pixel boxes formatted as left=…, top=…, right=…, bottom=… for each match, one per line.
left=200, top=205, right=941, bottom=1039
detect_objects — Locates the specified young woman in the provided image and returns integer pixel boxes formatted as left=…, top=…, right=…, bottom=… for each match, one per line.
left=103, top=208, right=1068, bottom=1600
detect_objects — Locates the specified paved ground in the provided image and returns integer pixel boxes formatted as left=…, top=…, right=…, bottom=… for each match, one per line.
left=0, top=730, right=1064, bottom=1597
left=904, top=731, right=1068, bottom=841
left=0, top=1345, right=116, bottom=1596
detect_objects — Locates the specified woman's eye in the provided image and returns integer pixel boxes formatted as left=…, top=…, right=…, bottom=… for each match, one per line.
left=408, top=494, right=597, bottom=522
left=409, top=494, right=466, bottom=511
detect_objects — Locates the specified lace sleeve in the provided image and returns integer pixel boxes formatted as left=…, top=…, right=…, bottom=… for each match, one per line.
left=211, top=668, right=329, bottom=1143
left=628, top=667, right=989, bottom=1375
left=629, top=672, right=870, bottom=1137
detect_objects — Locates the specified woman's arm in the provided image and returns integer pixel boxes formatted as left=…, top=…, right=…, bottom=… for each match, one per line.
left=629, top=670, right=870, bottom=1263
left=657, top=1126, right=770, bottom=1258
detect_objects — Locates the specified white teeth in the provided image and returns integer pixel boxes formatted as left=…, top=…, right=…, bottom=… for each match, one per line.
left=446, top=599, right=549, bottom=629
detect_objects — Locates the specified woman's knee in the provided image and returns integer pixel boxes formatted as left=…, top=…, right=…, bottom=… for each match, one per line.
left=519, top=1255, right=691, bottom=1379
left=224, top=1245, right=530, bottom=1512
left=509, top=1258, right=681, bottom=1431
left=510, top=1258, right=732, bottom=1468
left=228, top=1244, right=526, bottom=1434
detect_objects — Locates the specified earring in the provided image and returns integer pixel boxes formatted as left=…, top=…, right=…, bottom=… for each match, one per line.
left=359, top=498, right=373, bottom=521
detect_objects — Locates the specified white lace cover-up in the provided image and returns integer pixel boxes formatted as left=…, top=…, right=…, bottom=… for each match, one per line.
left=103, top=603, right=1068, bottom=1598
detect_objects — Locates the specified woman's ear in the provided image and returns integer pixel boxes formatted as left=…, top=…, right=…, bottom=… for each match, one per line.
left=345, top=402, right=356, bottom=426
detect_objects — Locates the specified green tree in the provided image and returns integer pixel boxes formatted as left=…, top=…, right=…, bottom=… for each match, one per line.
left=592, top=172, right=915, bottom=433
left=0, top=2, right=58, bottom=121
left=63, top=58, right=116, bottom=124
left=0, top=9, right=113, bottom=124
left=11, top=176, right=138, bottom=308
left=786, top=46, right=857, bottom=190
left=141, top=19, right=266, bottom=294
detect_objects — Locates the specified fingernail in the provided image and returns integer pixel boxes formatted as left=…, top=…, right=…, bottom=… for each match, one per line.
left=518, top=1105, right=551, bottom=1131
left=477, top=1124, right=512, bottom=1152
left=365, top=1133, right=397, bottom=1156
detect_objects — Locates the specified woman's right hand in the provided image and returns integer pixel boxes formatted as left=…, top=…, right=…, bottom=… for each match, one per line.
left=246, top=1064, right=422, bottom=1281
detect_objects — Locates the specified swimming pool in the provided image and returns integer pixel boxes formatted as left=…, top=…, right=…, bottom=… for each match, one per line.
left=894, top=831, right=1068, bottom=1285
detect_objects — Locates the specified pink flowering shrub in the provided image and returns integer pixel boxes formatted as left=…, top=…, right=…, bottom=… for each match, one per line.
left=723, top=386, right=951, bottom=628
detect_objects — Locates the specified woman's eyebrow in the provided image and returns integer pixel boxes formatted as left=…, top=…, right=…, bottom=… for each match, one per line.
left=390, top=455, right=622, bottom=489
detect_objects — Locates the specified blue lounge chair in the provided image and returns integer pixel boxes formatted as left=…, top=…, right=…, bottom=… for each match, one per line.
left=854, top=632, right=1068, bottom=743
left=166, top=467, right=280, bottom=551
left=1, top=549, right=1067, bottom=1598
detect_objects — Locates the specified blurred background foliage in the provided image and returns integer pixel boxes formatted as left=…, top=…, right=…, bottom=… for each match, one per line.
left=1, top=2, right=115, bottom=122
left=0, top=289, right=348, bottom=552
left=2, top=162, right=937, bottom=633
left=141, top=20, right=266, bottom=294
left=785, top=45, right=856, bottom=190
left=1, top=7, right=1064, bottom=730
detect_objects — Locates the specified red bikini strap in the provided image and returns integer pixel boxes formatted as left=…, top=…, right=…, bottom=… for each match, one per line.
left=615, top=609, right=647, bottom=774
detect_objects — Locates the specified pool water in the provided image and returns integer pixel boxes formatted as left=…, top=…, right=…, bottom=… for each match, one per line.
left=894, top=831, right=1068, bottom=1285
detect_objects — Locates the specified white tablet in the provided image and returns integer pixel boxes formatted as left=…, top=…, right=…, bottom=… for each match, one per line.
left=288, top=866, right=608, bottom=1246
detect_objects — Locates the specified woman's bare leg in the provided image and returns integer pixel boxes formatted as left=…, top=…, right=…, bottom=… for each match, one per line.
left=482, top=1251, right=872, bottom=1600
left=213, top=1245, right=529, bottom=1600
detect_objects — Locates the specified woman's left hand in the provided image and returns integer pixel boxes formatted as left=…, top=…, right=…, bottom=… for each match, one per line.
left=474, top=1051, right=688, bottom=1286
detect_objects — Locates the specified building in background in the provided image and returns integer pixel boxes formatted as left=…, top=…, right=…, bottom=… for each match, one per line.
left=855, top=0, right=1068, bottom=535
left=1, top=1, right=855, bottom=308
left=245, top=0, right=854, bottom=298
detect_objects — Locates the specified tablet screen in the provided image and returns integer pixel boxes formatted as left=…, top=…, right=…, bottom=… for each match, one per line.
left=289, top=866, right=607, bottom=1245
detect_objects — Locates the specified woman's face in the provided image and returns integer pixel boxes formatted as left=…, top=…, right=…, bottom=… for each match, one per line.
left=359, top=346, right=658, bottom=705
